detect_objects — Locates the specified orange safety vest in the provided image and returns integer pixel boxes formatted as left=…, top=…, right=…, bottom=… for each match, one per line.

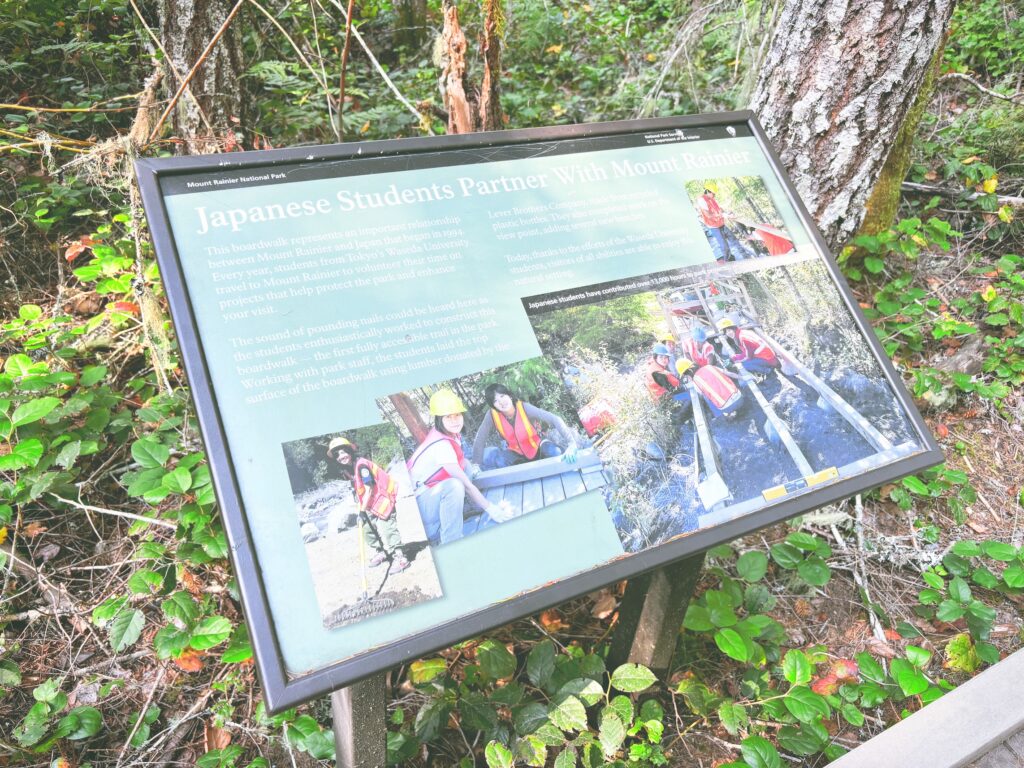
left=682, top=337, right=714, bottom=366
left=735, top=329, right=777, bottom=364
left=491, top=400, right=542, bottom=459
left=697, top=194, right=725, bottom=228
left=646, top=357, right=680, bottom=401
left=694, top=366, right=740, bottom=411
left=407, top=427, right=465, bottom=488
left=353, top=458, right=398, bottom=519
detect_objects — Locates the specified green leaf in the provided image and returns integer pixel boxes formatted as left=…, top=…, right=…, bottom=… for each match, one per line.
left=59, top=706, right=103, bottom=740
left=0, top=658, right=22, bottom=687
left=460, top=692, right=498, bottom=732
left=905, top=645, right=932, bottom=668
left=718, top=701, right=748, bottom=736
left=514, top=702, right=549, bottom=736
left=162, top=592, right=199, bottom=626
left=714, top=629, right=749, bottom=662
left=943, top=633, right=981, bottom=674
left=608, top=695, right=634, bottom=728
left=949, top=576, right=972, bottom=604
left=783, top=687, right=830, bottom=723
left=548, top=694, right=588, bottom=732
left=890, top=659, right=929, bottom=696
left=153, top=625, right=190, bottom=659
left=162, top=466, right=193, bottom=494
left=782, top=649, right=812, bottom=685
left=1003, top=564, right=1024, bottom=589
left=485, top=741, right=514, bottom=768
left=189, top=616, right=232, bottom=650
left=414, top=698, right=450, bottom=741
left=11, top=396, right=60, bottom=427
left=736, top=551, right=768, bottom=581
left=527, top=640, right=556, bottom=689
left=840, top=703, right=864, bottom=727
left=221, top=623, right=253, bottom=664
left=79, top=365, right=107, bottom=387
left=108, top=609, right=145, bottom=652
left=797, top=557, right=831, bottom=586
left=683, top=604, right=713, bottom=631
left=609, top=663, right=656, bottom=693
left=980, top=541, right=1017, bottom=562
left=598, top=708, right=626, bottom=757
left=128, top=569, right=165, bottom=595
left=515, top=734, right=547, bottom=767
left=556, top=678, right=604, bottom=707
left=902, top=476, right=929, bottom=495
left=936, top=600, right=965, bottom=622
left=554, top=748, right=577, bottom=768
left=478, top=639, right=517, bottom=681
left=132, top=438, right=170, bottom=469
left=409, top=658, right=447, bottom=685
left=770, top=542, right=801, bottom=569
left=739, top=735, right=782, bottom=768
left=34, top=677, right=62, bottom=702
left=951, top=541, right=981, bottom=558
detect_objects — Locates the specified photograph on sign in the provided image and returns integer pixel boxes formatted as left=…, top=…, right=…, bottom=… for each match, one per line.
left=281, top=422, right=444, bottom=628
left=137, top=115, right=940, bottom=708
left=524, top=258, right=922, bottom=552
left=685, top=176, right=798, bottom=261
left=378, top=357, right=604, bottom=547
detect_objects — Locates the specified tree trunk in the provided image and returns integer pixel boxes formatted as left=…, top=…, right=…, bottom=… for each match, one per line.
left=389, top=394, right=429, bottom=443
left=439, top=0, right=503, bottom=135
left=395, top=0, right=428, bottom=51
left=158, top=0, right=246, bottom=154
left=750, top=0, right=955, bottom=251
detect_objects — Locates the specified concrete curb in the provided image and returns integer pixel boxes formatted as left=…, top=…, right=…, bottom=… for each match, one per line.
left=830, top=647, right=1024, bottom=768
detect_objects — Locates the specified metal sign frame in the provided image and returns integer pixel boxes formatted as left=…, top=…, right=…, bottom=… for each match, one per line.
left=136, top=112, right=942, bottom=712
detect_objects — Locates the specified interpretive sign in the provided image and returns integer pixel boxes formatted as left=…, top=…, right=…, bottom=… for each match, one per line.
left=136, top=113, right=941, bottom=712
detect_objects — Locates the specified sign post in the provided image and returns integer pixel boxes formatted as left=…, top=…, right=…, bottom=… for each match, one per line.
left=136, top=113, right=941, bottom=720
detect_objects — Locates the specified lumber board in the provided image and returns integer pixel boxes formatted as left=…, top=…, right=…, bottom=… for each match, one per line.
left=521, top=479, right=545, bottom=514
left=542, top=474, right=566, bottom=505
left=474, top=449, right=601, bottom=489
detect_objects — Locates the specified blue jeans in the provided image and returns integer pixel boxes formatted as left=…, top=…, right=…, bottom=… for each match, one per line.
left=707, top=226, right=732, bottom=261
left=740, top=358, right=776, bottom=375
left=482, top=440, right=562, bottom=470
left=415, top=478, right=496, bottom=545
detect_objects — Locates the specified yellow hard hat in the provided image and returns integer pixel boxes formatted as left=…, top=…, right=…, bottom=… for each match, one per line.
left=429, top=388, right=467, bottom=416
left=703, top=181, right=718, bottom=194
left=675, top=359, right=694, bottom=376
left=327, top=436, right=353, bottom=457
left=658, top=332, right=675, bottom=343
left=717, top=318, right=735, bottom=331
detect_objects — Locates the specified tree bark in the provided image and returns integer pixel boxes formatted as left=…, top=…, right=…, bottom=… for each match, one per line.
left=439, top=0, right=503, bottom=135
left=158, top=0, right=246, bottom=154
left=750, top=0, right=955, bottom=251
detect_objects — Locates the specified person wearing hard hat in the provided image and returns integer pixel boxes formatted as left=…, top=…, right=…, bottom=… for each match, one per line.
left=681, top=325, right=715, bottom=367
left=407, top=388, right=515, bottom=545
left=327, top=437, right=410, bottom=574
left=675, top=358, right=744, bottom=416
left=646, top=342, right=680, bottom=401
left=472, top=383, right=579, bottom=469
left=657, top=333, right=679, bottom=369
left=694, top=182, right=733, bottom=262
left=718, top=318, right=779, bottom=376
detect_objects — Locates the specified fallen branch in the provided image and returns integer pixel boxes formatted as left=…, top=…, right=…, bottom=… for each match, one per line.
left=50, top=494, right=177, bottom=530
left=939, top=71, right=1024, bottom=106
left=901, top=181, right=1024, bottom=207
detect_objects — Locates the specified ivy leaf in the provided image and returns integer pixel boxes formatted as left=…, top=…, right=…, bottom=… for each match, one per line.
left=740, top=735, right=783, bottom=768
left=11, top=396, right=60, bottom=427
left=548, top=694, right=587, bottom=732
left=527, top=640, right=556, bottom=689
left=597, top=708, right=626, bottom=757
left=782, top=650, right=811, bottom=685
left=609, top=663, right=656, bottom=693
left=478, top=639, right=517, bottom=681
left=108, top=609, right=145, bottom=652
left=484, top=741, right=514, bottom=768
left=189, top=616, right=232, bottom=650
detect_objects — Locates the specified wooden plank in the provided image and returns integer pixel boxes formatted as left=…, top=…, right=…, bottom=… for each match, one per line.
left=560, top=470, right=587, bottom=499
left=475, top=450, right=602, bottom=490
left=521, top=479, right=545, bottom=514
left=484, top=486, right=504, bottom=505
left=581, top=467, right=607, bottom=491
left=542, top=474, right=566, bottom=506
left=502, top=482, right=523, bottom=517
left=743, top=377, right=815, bottom=476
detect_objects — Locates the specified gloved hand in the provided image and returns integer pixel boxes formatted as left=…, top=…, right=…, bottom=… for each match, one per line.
left=465, top=461, right=482, bottom=479
left=485, top=500, right=517, bottom=523
left=561, top=444, right=578, bottom=464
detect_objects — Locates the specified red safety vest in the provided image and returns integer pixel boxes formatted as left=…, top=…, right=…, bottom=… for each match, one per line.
left=736, top=329, right=777, bottom=364
left=491, top=400, right=542, bottom=459
left=694, top=366, right=740, bottom=411
left=682, top=337, right=714, bottom=366
left=407, top=427, right=465, bottom=488
left=697, top=195, right=725, bottom=228
left=646, top=357, right=680, bottom=401
left=352, top=458, right=398, bottom=519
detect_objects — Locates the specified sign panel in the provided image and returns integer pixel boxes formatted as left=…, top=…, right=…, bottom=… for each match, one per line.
left=136, top=113, right=941, bottom=711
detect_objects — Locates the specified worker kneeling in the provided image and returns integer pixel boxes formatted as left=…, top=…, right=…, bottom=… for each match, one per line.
left=472, top=383, right=578, bottom=470
left=674, top=359, right=744, bottom=417
left=718, top=318, right=778, bottom=376
left=646, top=343, right=681, bottom=401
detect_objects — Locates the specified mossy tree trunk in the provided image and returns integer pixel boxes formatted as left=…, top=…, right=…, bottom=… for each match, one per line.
left=439, top=0, right=504, bottom=135
left=750, top=0, right=955, bottom=251
left=158, top=0, right=246, bottom=155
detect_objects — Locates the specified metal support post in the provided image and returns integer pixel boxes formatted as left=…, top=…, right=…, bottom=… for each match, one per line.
left=608, top=554, right=705, bottom=677
left=331, top=673, right=387, bottom=768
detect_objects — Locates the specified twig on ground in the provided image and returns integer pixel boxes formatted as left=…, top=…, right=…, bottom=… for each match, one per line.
left=901, top=181, right=1024, bottom=207
left=835, top=496, right=889, bottom=648
left=50, top=493, right=177, bottom=530
left=940, top=71, right=1024, bottom=106
left=117, top=665, right=167, bottom=765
